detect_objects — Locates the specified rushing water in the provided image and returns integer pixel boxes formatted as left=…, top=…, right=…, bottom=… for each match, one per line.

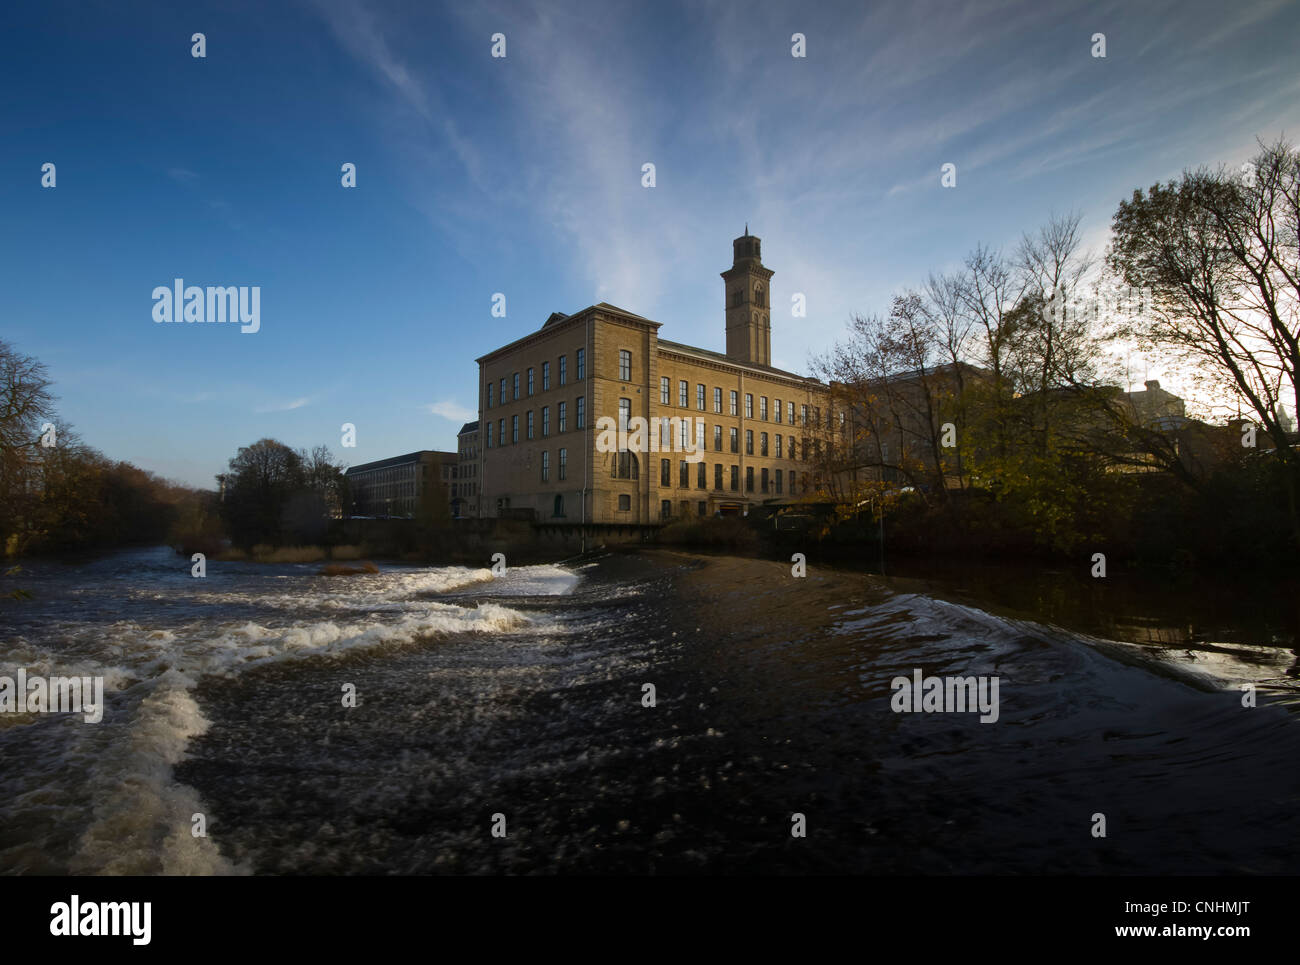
left=2, top=546, right=1298, bottom=874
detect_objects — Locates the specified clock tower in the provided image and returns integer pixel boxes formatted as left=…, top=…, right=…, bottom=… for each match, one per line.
left=722, top=226, right=774, bottom=366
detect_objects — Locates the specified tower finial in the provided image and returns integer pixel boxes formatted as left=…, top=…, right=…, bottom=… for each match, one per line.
left=744, top=222, right=748, bottom=236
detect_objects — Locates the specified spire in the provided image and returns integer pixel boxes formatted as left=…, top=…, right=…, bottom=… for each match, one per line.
left=744, top=222, right=749, bottom=236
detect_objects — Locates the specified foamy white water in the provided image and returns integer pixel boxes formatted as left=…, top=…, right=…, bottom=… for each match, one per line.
left=0, top=549, right=578, bottom=874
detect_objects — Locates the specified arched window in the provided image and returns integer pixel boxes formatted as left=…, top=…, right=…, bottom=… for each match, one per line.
left=754, top=287, right=764, bottom=308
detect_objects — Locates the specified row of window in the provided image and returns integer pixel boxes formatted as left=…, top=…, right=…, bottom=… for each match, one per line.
left=656, top=460, right=795, bottom=494
left=486, top=397, right=586, bottom=447
left=616, top=404, right=818, bottom=460
left=486, top=349, right=587, bottom=408
left=537, top=448, right=569, bottom=482
left=653, top=378, right=816, bottom=426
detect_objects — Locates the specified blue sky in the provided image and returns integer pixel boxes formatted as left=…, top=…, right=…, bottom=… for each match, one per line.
left=3, top=0, right=1298, bottom=488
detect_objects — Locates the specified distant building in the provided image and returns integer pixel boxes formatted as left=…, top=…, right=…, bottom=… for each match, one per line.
left=474, top=231, right=829, bottom=524
left=345, top=450, right=455, bottom=518
left=454, top=422, right=480, bottom=518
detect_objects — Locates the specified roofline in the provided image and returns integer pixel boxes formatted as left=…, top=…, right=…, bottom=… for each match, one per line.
left=657, top=339, right=822, bottom=386
left=475, top=303, right=661, bottom=365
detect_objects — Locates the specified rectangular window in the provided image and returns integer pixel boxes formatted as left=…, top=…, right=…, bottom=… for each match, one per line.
left=801, top=404, right=809, bottom=426
left=760, top=432, right=769, bottom=456
left=730, top=427, right=739, bottom=453
left=698, top=501, right=707, bottom=516
left=500, top=378, right=506, bottom=404
left=542, top=406, right=550, bottom=437
left=559, top=448, right=567, bottom=480
left=746, top=466, right=754, bottom=492
left=697, top=462, right=706, bottom=489
left=577, top=348, right=585, bottom=380
left=775, top=470, right=783, bottom=494
left=745, top=394, right=753, bottom=419
left=619, top=350, right=631, bottom=382
left=697, top=384, right=705, bottom=410
left=618, top=494, right=631, bottom=511
left=801, top=436, right=809, bottom=460
left=660, top=376, right=670, bottom=404
left=659, top=418, right=670, bottom=449
left=511, top=415, right=519, bottom=443
left=775, top=399, right=782, bottom=424
left=527, top=411, right=534, bottom=439
left=760, top=397, right=768, bottom=420
left=713, top=425, right=722, bottom=451
left=541, top=450, right=550, bottom=482
left=679, top=380, right=688, bottom=407
left=680, top=460, right=689, bottom=488
left=542, top=362, right=550, bottom=391
left=558, top=401, right=567, bottom=433
left=498, top=419, right=504, bottom=446
left=527, top=368, right=535, bottom=396
left=680, top=420, right=690, bottom=450
left=730, top=390, right=738, bottom=416
left=559, top=355, right=567, bottom=385
left=714, top=464, right=723, bottom=490
left=487, top=383, right=493, bottom=408
left=746, top=429, right=754, bottom=455
left=775, top=434, right=783, bottom=458
left=618, top=398, right=631, bottom=431
left=713, top=387, right=722, bottom=413
left=730, top=465, right=739, bottom=491
left=661, top=500, right=671, bottom=520
left=513, top=373, right=520, bottom=400
left=661, top=459, right=671, bottom=486
left=577, top=396, right=586, bottom=428
left=761, top=468, right=769, bottom=493
left=486, top=423, right=493, bottom=447
left=790, top=469, right=797, bottom=493
left=696, top=421, right=705, bottom=453
left=787, top=401, right=795, bottom=424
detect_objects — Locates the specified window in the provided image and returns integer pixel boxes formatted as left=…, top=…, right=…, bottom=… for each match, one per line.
left=801, top=404, right=809, bottom=426
left=559, top=448, right=567, bottom=480
left=698, top=501, right=707, bottom=516
left=801, top=436, right=809, bottom=460
left=576, top=348, right=585, bottom=380
left=487, top=383, right=493, bottom=408
left=760, top=397, right=768, bottom=420
left=542, top=362, right=550, bottom=391
left=755, top=287, right=765, bottom=308
left=619, top=350, right=631, bottom=381
left=498, top=418, right=504, bottom=446
left=680, top=460, right=689, bottom=488
left=661, top=499, right=672, bottom=520
left=746, top=430, right=754, bottom=455
left=513, top=373, right=520, bottom=400
left=542, top=406, right=550, bottom=437
left=660, top=376, right=670, bottom=404
left=696, top=421, right=705, bottom=453
left=511, top=415, right=518, bottom=443
left=775, top=399, right=782, bottom=424
left=775, top=434, right=783, bottom=458
left=526, top=411, right=534, bottom=439
left=745, top=394, right=753, bottom=419
left=732, top=289, right=743, bottom=308
left=679, top=380, right=688, bottom=407
left=730, top=465, right=739, bottom=491
left=761, top=468, right=769, bottom=493
left=619, top=398, right=631, bottom=431
left=714, top=464, right=723, bottom=489
left=697, top=462, right=706, bottom=489
left=553, top=494, right=565, bottom=517
left=746, top=466, right=755, bottom=492
left=615, top=451, right=639, bottom=479
left=730, top=427, right=739, bottom=453
left=788, top=435, right=795, bottom=459
left=559, top=355, right=567, bottom=385
left=658, top=418, right=670, bottom=450
left=760, top=432, right=769, bottom=456
left=661, top=459, right=671, bottom=486
left=558, top=401, right=567, bottom=433
left=486, top=423, right=493, bottom=448
left=577, top=396, right=585, bottom=428
left=680, top=420, right=690, bottom=450
left=713, top=425, right=722, bottom=451
left=618, top=494, right=631, bottom=511
left=541, top=450, right=550, bottom=482
left=697, top=384, right=705, bottom=410
left=713, top=387, right=722, bottom=413
left=500, top=378, right=506, bottom=404
left=787, top=401, right=795, bottom=424
left=730, top=391, right=738, bottom=416
left=527, top=368, right=535, bottom=396
left=775, top=470, right=783, bottom=494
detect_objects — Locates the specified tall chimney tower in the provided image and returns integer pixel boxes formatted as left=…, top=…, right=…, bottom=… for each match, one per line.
left=721, top=227, right=774, bottom=366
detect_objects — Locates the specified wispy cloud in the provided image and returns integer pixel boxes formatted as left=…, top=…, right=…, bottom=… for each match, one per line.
left=255, top=397, right=311, bottom=413
left=167, top=167, right=199, bottom=184
left=426, top=400, right=476, bottom=422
